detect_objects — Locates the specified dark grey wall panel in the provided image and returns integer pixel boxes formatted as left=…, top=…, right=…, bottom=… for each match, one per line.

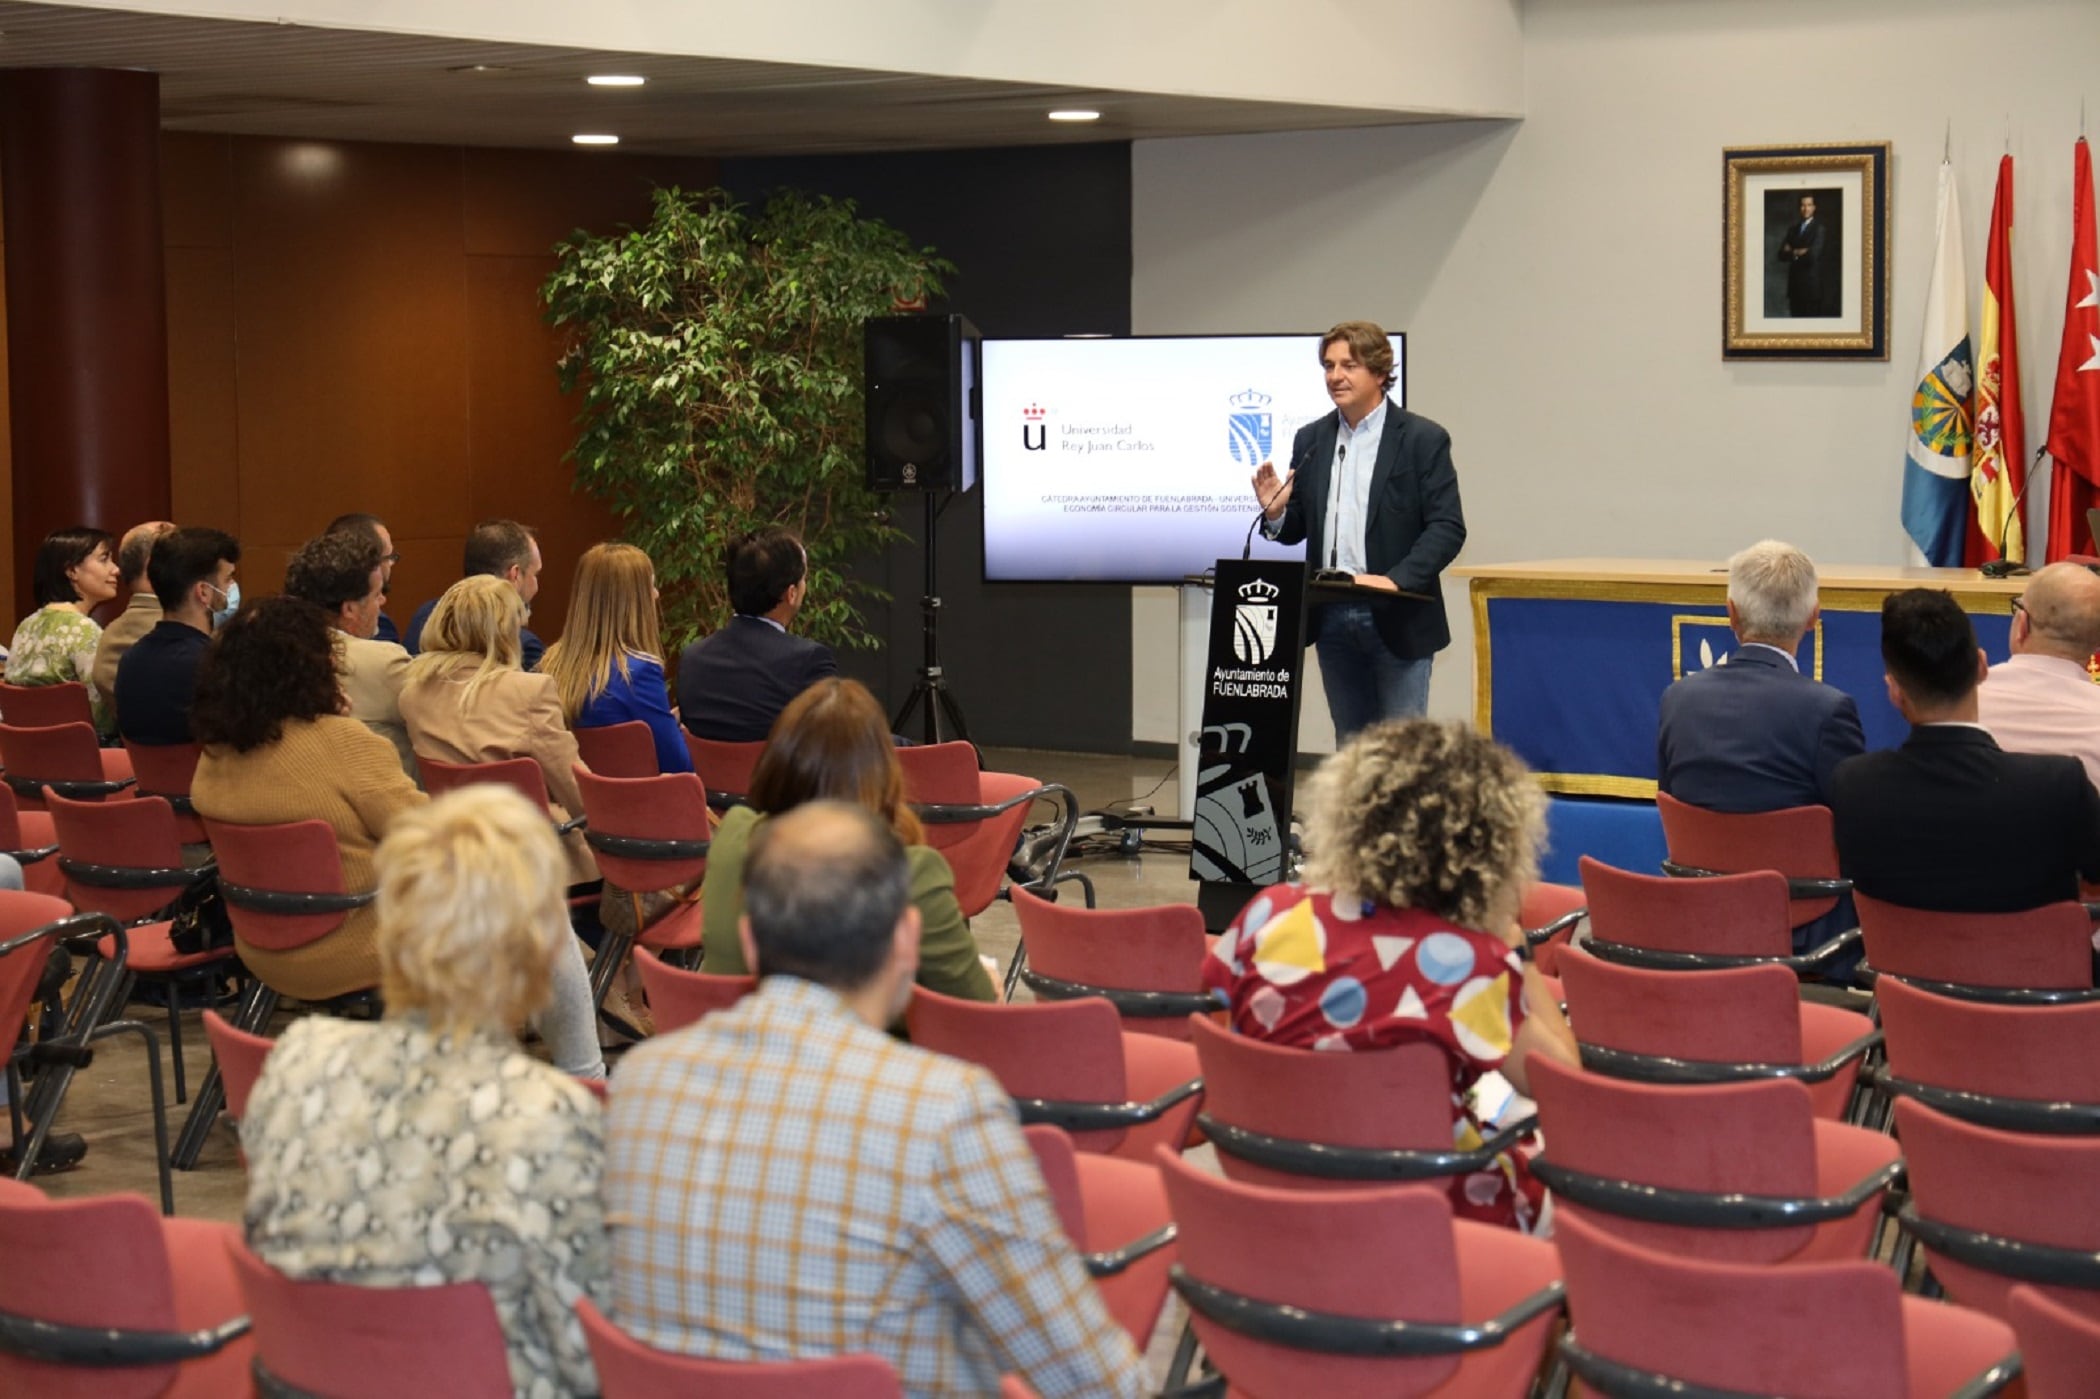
left=723, top=141, right=1133, bottom=753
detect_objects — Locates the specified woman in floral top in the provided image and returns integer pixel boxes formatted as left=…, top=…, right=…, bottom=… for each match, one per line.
left=6, top=526, right=120, bottom=732
left=1203, top=719, right=1579, bottom=1233
left=241, top=784, right=609, bottom=1397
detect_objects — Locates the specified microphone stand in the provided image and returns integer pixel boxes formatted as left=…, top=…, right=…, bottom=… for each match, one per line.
left=1979, top=445, right=2047, bottom=578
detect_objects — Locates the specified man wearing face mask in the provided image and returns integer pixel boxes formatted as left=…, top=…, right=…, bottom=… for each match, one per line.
left=285, top=531, right=418, bottom=781
left=114, top=526, right=242, bottom=746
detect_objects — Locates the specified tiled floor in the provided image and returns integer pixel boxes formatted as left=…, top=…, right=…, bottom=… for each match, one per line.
left=27, top=745, right=1203, bottom=1227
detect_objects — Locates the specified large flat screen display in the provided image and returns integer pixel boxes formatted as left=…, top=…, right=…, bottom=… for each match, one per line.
left=979, top=334, right=1404, bottom=583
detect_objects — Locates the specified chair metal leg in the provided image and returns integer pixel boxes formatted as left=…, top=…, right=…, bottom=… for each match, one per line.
left=173, top=979, right=275, bottom=1171
left=1003, top=941, right=1028, bottom=1001
left=90, top=1017, right=173, bottom=1214
left=166, top=993, right=187, bottom=1105
left=1163, top=1316, right=1201, bottom=1393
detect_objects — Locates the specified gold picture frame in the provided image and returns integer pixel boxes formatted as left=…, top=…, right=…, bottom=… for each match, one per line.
left=1723, top=142, right=1890, bottom=359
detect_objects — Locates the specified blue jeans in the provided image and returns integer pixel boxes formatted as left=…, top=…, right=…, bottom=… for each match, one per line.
left=1314, top=602, right=1433, bottom=743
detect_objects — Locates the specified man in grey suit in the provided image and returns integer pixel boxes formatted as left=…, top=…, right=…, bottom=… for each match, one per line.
left=1249, top=321, right=1467, bottom=740
left=1658, top=539, right=1865, bottom=812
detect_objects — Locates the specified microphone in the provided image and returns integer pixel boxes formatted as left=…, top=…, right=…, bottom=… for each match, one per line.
left=1979, top=446, right=2046, bottom=578
left=1327, top=443, right=1346, bottom=569
left=1242, top=445, right=1307, bottom=560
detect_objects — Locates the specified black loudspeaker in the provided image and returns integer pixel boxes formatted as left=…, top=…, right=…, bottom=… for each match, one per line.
left=864, top=313, right=979, bottom=492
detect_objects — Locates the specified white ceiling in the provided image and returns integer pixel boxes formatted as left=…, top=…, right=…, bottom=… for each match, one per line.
left=0, top=1, right=1455, bottom=156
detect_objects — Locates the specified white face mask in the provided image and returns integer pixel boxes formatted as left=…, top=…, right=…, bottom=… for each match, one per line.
left=206, top=579, right=241, bottom=629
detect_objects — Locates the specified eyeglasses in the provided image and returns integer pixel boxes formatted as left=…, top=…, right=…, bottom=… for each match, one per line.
left=381, top=551, right=401, bottom=566
left=2010, top=597, right=2028, bottom=619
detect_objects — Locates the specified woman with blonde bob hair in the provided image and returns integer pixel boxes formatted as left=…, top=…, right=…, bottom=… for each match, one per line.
left=699, top=677, right=995, bottom=1003
left=1202, top=719, right=1578, bottom=1233
left=540, top=542, right=693, bottom=774
left=399, top=574, right=596, bottom=884
left=241, top=785, right=610, bottom=1397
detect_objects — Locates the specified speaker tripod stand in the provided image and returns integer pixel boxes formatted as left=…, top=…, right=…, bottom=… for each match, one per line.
left=892, top=489, right=969, bottom=745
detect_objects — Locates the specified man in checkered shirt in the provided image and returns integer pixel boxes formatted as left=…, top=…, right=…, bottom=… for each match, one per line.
left=603, top=800, right=1147, bottom=1397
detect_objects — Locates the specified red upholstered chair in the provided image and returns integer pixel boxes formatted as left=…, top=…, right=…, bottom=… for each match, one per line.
left=201, top=1010, right=274, bottom=1124
left=1552, top=1209, right=2018, bottom=1399
left=1655, top=790, right=1852, bottom=932
left=633, top=948, right=752, bottom=1035
left=173, top=818, right=379, bottom=1171
left=685, top=733, right=765, bottom=811
left=1579, top=855, right=1851, bottom=976
left=1010, top=885, right=1214, bottom=1041
left=1187, top=1011, right=1532, bottom=1196
left=571, top=766, right=711, bottom=1016
left=418, top=754, right=579, bottom=830
left=46, top=791, right=238, bottom=1107
left=122, top=740, right=206, bottom=844
left=0, top=680, right=94, bottom=729
left=2011, top=1285, right=2100, bottom=1399
left=1855, top=893, right=2098, bottom=1002
left=576, top=1299, right=903, bottom=1397
left=0, top=783, right=63, bottom=897
left=0, top=1177, right=253, bottom=1397
left=1872, top=977, right=2100, bottom=1132
left=1516, top=880, right=1585, bottom=976
left=1556, top=943, right=1878, bottom=1121
left=1, top=890, right=174, bottom=1210
left=1527, top=1057, right=1900, bottom=1264
left=1891, top=1099, right=2100, bottom=1322
left=0, top=721, right=135, bottom=810
left=576, top=720, right=660, bottom=778
left=1156, top=1146, right=1563, bottom=1399
left=1022, top=1124, right=1177, bottom=1347
left=228, top=1237, right=514, bottom=1397
left=906, top=988, right=1201, bottom=1163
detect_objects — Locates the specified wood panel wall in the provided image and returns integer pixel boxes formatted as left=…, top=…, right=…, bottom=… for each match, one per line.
left=5, top=133, right=718, bottom=634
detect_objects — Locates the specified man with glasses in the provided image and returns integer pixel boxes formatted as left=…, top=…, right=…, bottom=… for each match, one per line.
left=326, top=512, right=403, bottom=644
left=1978, top=563, right=2100, bottom=794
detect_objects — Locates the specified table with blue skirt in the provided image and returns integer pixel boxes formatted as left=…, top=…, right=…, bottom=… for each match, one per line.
left=1450, top=558, right=2025, bottom=878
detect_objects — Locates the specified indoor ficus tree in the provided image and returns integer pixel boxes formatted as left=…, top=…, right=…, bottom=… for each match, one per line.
left=543, top=185, right=952, bottom=652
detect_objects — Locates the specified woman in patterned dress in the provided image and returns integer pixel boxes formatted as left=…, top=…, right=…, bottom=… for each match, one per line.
left=6, top=526, right=120, bottom=731
left=240, top=784, right=610, bottom=1398
left=1202, top=718, right=1579, bottom=1232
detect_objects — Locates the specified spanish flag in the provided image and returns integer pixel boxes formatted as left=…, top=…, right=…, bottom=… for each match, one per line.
left=1968, top=155, right=2025, bottom=565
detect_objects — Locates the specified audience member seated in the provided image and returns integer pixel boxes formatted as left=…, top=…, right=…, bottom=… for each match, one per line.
left=1203, top=718, right=1579, bottom=1234
left=606, top=801, right=1144, bottom=1398
left=404, top=518, right=547, bottom=669
left=542, top=542, right=693, bottom=774
left=242, top=784, right=609, bottom=1398
left=699, top=678, right=996, bottom=1004
left=114, top=526, right=242, bottom=746
left=677, top=526, right=837, bottom=743
left=1832, top=588, right=2100, bottom=912
left=286, top=530, right=418, bottom=780
left=399, top=575, right=595, bottom=885
left=7, top=525, right=120, bottom=732
left=1657, top=539, right=1864, bottom=812
left=1978, top=561, right=2100, bottom=793
left=325, top=511, right=403, bottom=645
left=89, top=519, right=176, bottom=702
left=189, top=595, right=424, bottom=1002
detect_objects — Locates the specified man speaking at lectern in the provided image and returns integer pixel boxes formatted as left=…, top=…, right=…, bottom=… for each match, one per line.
left=1250, top=321, right=1467, bottom=741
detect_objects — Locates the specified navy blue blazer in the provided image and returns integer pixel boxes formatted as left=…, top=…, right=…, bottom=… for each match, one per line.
left=677, top=616, right=838, bottom=744
left=1270, top=404, right=1466, bottom=660
left=1831, top=725, right=2100, bottom=913
left=1657, top=645, right=1864, bottom=813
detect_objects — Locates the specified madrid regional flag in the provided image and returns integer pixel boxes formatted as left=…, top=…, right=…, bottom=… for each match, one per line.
left=1967, top=155, right=2025, bottom=565
left=1903, top=160, right=1973, bottom=567
left=2044, top=137, right=2100, bottom=561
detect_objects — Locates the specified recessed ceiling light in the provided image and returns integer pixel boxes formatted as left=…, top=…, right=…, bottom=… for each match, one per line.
left=587, top=74, right=646, bottom=88
left=572, top=133, right=620, bottom=146
left=447, top=63, right=516, bottom=76
left=1048, top=109, right=1101, bottom=123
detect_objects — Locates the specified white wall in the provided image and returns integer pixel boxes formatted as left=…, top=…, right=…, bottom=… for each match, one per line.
left=78, top=0, right=1526, bottom=117
left=1130, top=0, right=2100, bottom=752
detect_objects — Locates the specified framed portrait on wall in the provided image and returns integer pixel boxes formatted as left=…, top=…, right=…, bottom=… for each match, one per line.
left=1723, top=141, right=1890, bottom=359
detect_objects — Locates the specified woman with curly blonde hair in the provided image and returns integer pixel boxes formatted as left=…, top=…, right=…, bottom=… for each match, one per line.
left=1201, top=718, right=1577, bottom=1232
